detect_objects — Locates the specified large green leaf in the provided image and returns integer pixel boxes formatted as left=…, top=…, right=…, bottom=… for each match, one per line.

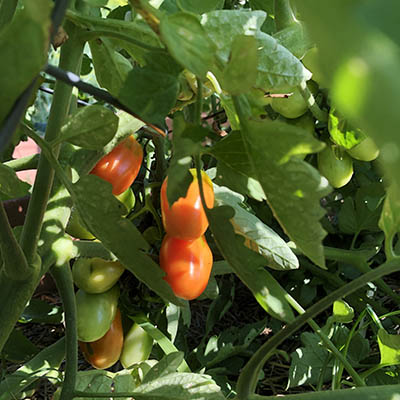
left=160, top=12, right=215, bottom=78
left=378, top=329, right=400, bottom=366
left=59, top=105, right=118, bottom=150
left=207, top=205, right=295, bottom=322
left=210, top=116, right=329, bottom=268
left=200, top=10, right=311, bottom=90
left=214, top=184, right=298, bottom=271
left=379, top=183, right=400, bottom=245
left=72, top=175, right=185, bottom=306
left=297, top=1, right=400, bottom=190
left=0, top=0, right=51, bottom=125
left=89, top=37, right=132, bottom=96
left=0, top=164, right=30, bottom=200
left=1, top=329, right=38, bottom=363
left=118, top=64, right=180, bottom=126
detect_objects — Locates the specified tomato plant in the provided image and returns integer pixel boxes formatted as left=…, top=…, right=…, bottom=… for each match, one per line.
left=159, top=235, right=213, bottom=300
left=346, top=137, right=380, bottom=162
left=72, top=257, right=125, bottom=294
left=76, top=285, right=120, bottom=342
left=317, top=144, right=354, bottom=188
left=160, top=169, right=214, bottom=240
left=120, top=322, right=153, bottom=369
left=90, top=135, right=143, bottom=196
left=79, top=309, right=123, bottom=370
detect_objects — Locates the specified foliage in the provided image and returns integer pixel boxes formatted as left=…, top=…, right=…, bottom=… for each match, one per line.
left=1, top=1, right=400, bottom=400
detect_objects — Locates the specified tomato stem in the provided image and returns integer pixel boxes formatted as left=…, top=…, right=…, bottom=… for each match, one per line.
left=51, top=262, right=78, bottom=400
left=19, top=22, right=85, bottom=265
left=298, top=81, right=328, bottom=122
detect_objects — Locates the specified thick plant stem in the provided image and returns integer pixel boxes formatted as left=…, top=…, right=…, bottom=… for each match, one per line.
left=0, top=0, right=17, bottom=31
left=298, top=81, right=328, bottom=122
left=235, top=258, right=400, bottom=400
left=19, top=22, right=84, bottom=265
left=286, top=294, right=365, bottom=386
left=274, top=0, right=296, bottom=31
left=51, top=262, right=78, bottom=400
left=0, top=202, right=29, bottom=279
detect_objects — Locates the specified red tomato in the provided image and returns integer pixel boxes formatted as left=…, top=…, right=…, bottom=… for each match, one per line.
left=79, top=309, right=123, bottom=370
left=159, top=235, right=213, bottom=300
left=90, top=135, right=143, bottom=195
left=160, top=169, right=214, bottom=240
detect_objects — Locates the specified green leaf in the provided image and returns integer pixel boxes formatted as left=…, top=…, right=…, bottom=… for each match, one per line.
left=118, top=64, right=180, bottom=126
left=160, top=12, right=215, bottom=78
left=221, top=35, right=258, bottom=94
left=2, top=329, right=38, bottom=363
left=379, top=183, right=400, bottom=243
left=214, top=160, right=266, bottom=201
left=0, top=164, right=31, bottom=199
left=72, top=175, right=185, bottom=306
left=200, top=10, right=311, bottom=90
left=378, top=329, right=400, bottom=366
left=143, top=352, right=185, bottom=383
left=210, top=117, right=329, bottom=268
left=20, top=298, right=63, bottom=324
left=0, top=337, right=65, bottom=400
left=288, top=332, right=332, bottom=388
left=177, top=0, right=224, bottom=14
left=214, top=185, right=299, bottom=271
left=328, top=108, right=366, bottom=150
left=207, top=205, right=295, bottom=322
left=89, top=37, right=132, bottom=96
left=0, top=0, right=51, bottom=125
left=273, top=21, right=313, bottom=59
left=133, top=372, right=225, bottom=400
left=332, top=300, right=354, bottom=324
left=60, top=105, right=118, bottom=149
left=338, top=183, right=385, bottom=235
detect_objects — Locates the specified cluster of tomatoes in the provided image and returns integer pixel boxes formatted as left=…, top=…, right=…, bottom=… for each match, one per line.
left=73, top=257, right=153, bottom=370
left=159, top=169, right=215, bottom=300
left=67, top=134, right=216, bottom=369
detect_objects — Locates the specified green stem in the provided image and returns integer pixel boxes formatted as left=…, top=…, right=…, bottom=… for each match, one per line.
left=298, top=81, right=328, bottom=122
left=235, top=258, right=400, bottom=400
left=4, top=153, right=39, bottom=171
left=274, top=0, right=297, bottom=31
left=0, top=202, right=29, bottom=279
left=51, top=262, right=78, bottom=400
left=78, top=29, right=163, bottom=52
left=286, top=294, right=365, bottom=386
left=19, top=22, right=84, bottom=264
left=195, top=78, right=203, bottom=126
left=0, top=0, right=17, bottom=31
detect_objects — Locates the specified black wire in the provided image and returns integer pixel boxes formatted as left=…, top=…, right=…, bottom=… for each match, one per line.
left=0, top=0, right=71, bottom=154
left=39, top=86, right=90, bottom=106
left=44, top=64, right=166, bottom=136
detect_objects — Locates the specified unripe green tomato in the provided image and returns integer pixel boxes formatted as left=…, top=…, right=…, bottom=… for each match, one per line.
left=72, top=257, right=125, bottom=294
left=76, top=285, right=119, bottom=342
left=270, top=87, right=307, bottom=119
left=346, top=137, right=379, bottom=161
left=66, top=208, right=95, bottom=240
left=116, top=187, right=135, bottom=215
left=280, top=113, right=315, bottom=136
left=120, top=323, right=153, bottom=369
left=318, top=145, right=354, bottom=188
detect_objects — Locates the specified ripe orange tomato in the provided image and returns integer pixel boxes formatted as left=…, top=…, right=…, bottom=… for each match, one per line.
left=79, top=309, right=123, bottom=370
left=159, top=235, right=213, bottom=300
left=160, top=169, right=214, bottom=240
left=90, top=135, right=143, bottom=195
